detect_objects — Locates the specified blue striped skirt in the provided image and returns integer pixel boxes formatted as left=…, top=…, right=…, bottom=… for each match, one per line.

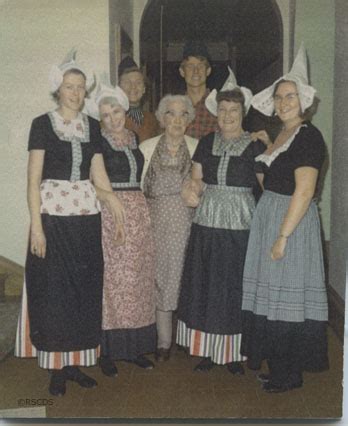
left=242, top=190, right=328, bottom=322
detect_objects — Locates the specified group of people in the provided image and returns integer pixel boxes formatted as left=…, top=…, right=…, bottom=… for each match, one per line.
left=15, top=40, right=329, bottom=398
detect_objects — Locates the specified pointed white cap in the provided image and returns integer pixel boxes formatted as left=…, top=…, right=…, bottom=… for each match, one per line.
left=84, top=73, right=129, bottom=120
left=205, top=67, right=253, bottom=116
left=48, top=48, right=94, bottom=93
left=251, top=43, right=316, bottom=116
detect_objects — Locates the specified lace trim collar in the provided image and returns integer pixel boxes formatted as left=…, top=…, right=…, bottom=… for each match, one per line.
left=212, top=131, right=252, bottom=157
left=255, top=124, right=307, bottom=167
left=101, top=128, right=137, bottom=151
left=48, top=111, right=90, bottom=143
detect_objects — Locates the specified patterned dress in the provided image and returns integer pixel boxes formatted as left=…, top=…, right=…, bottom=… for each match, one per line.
left=143, top=136, right=194, bottom=311
left=100, top=129, right=156, bottom=360
left=177, top=131, right=265, bottom=365
left=15, top=111, right=103, bottom=369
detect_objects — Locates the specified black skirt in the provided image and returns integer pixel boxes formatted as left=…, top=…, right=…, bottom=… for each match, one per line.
left=25, top=213, right=103, bottom=352
left=241, top=310, right=329, bottom=373
left=177, top=223, right=249, bottom=335
left=101, top=323, right=157, bottom=360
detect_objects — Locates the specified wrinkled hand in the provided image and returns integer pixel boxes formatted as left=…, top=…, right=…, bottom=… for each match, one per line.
left=251, top=130, right=272, bottom=147
left=30, top=229, right=46, bottom=258
left=113, top=222, right=126, bottom=246
left=270, top=236, right=287, bottom=260
left=104, top=192, right=126, bottom=225
left=184, top=189, right=200, bottom=207
left=190, top=179, right=203, bottom=195
left=181, top=181, right=200, bottom=207
left=104, top=193, right=126, bottom=245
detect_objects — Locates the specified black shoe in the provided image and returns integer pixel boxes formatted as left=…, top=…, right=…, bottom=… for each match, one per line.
left=100, top=357, right=118, bottom=377
left=155, top=348, right=170, bottom=362
left=247, top=359, right=261, bottom=370
left=49, top=370, right=66, bottom=397
left=64, top=366, right=97, bottom=388
left=256, top=373, right=270, bottom=383
left=194, top=357, right=214, bottom=372
left=262, top=380, right=303, bottom=393
left=176, top=344, right=189, bottom=354
left=227, top=362, right=245, bottom=375
left=133, top=355, right=154, bottom=370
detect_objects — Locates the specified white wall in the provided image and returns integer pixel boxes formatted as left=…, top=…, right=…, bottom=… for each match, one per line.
left=294, top=0, right=335, bottom=240
left=0, top=0, right=110, bottom=265
left=329, top=0, right=348, bottom=300
left=132, top=0, right=148, bottom=64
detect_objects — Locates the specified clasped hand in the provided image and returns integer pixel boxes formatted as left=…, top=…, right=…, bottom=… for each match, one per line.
left=181, top=180, right=200, bottom=207
left=250, top=130, right=272, bottom=147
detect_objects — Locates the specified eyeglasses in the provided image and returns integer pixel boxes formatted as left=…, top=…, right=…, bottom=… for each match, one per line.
left=274, top=93, right=299, bottom=103
left=165, top=110, right=189, bottom=119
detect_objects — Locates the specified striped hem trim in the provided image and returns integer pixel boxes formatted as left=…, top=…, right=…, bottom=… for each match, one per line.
left=176, top=320, right=247, bottom=365
left=14, top=280, right=99, bottom=369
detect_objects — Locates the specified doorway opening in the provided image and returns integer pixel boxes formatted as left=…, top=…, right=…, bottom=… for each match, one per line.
left=140, top=0, right=283, bottom=112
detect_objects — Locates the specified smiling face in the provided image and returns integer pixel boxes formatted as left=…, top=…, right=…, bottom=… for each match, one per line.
left=217, top=100, right=243, bottom=139
left=57, top=71, right=86, bottom=114
left=274, top=81, right=302, bottom=126
left=179, top=56, right=211, bottom=89
left=119, top=70, right=145, bottom=106
left=162, top=100, right=190, bottom=140
left=99, top=101, right=126, bottom=135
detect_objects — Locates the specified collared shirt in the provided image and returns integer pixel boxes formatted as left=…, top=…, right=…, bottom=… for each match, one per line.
left=185, top=90, right=217, bottom=139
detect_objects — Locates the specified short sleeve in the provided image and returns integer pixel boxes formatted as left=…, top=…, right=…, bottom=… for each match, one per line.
left=89, top=117, right=103, bottom=154
left=252, top=139, right=267, bottom=158
left=27, top=116, right=47, bottom=151
left=244, top=140, right=266, bottom=174
left=192, top=134, right=211, bottom=164
left=290, top=125, right=326, bottom=170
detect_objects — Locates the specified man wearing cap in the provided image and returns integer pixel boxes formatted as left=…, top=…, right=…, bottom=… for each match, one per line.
left=179, top=41, right=217, bottom=139
left=118, top=56, right=159, bottom=142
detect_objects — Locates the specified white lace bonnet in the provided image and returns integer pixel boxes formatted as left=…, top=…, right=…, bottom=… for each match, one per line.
left=251, top=43, right=316, bottom=116
left=84, top=73, right=129, bottom=120
left=48, top=48, right=94, bottom=93
left=205, top=66, right=253, bottom=116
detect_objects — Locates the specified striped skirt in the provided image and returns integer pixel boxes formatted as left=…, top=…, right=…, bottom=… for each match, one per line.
left=14, top=282, right=99, bottom=369
left=242, top=190, right=328, bottom=322
left=176, top=320, right=247, bottom=365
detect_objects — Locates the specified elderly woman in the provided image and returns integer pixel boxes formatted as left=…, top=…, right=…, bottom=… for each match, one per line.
left=176, top=72, right=266, bottom=374
left=15, top=51, right=124, bottom=397
left=118, top=56, right=159, bottom=142
left=241, top=44, right=329, bottom=392
left=90, top=82, right=157, bottom=375
left=140, top=95, right=198, bottom=361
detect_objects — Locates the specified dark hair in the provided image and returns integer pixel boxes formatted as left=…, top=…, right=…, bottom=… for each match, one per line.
left=182, top=40, right=210, bottom=63
left=51, top=68, right=87, bottom=103
left=273, top=79, right=318, bottom=121
left=216, top=88, right=246, bottom=117
left=119, top=67, right=143, bottom=79
left=180, top=56, right=210, bottom=70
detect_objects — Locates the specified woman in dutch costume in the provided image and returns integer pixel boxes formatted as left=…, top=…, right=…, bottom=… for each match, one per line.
left=87, top=79, right=156, bottom=376
left=241, top=44, right=329, bottom=392
left=177, top=69, right=266, bottom=374
left=15, top=50, right=125, bottom=397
